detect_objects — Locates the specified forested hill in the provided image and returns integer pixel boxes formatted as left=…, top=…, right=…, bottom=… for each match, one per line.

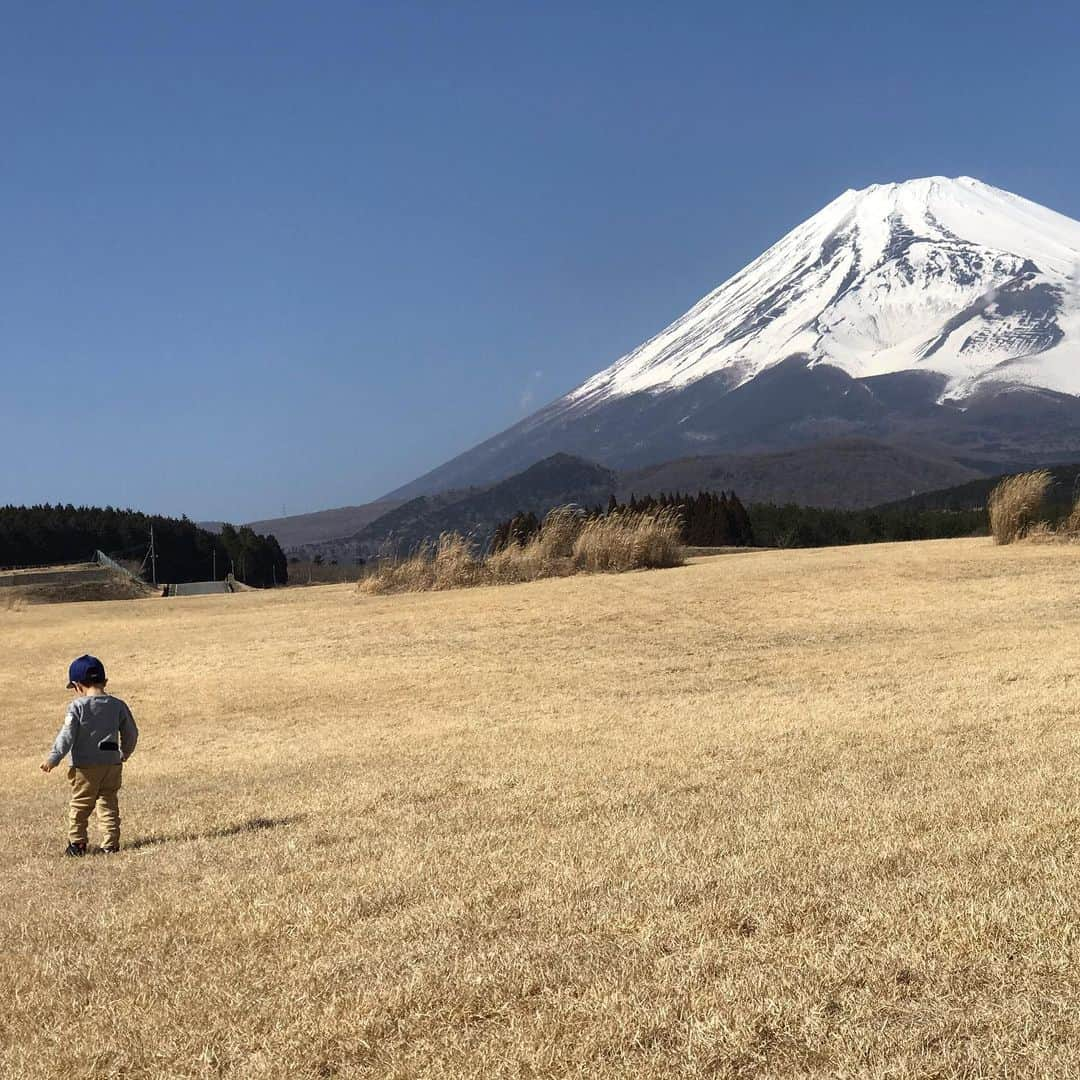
left=300, top=454, right=620, bottom=560
left=0, top=505, right=287, bottom=586
left=878, top=464, right=1080, bottom=514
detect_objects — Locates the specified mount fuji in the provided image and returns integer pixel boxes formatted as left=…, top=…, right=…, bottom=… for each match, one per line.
left=391, top=177, right=1080, bottom=499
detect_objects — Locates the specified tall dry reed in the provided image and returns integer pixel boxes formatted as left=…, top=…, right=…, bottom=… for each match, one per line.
left=1061, top=490, right=1080, bottom=537
left=987, top=470, right=1051, bottom=544
left=358, top=533, right=486, bottom=594
left=1022, top=487, right=1080, bottom=545
left=572, top=507, right=684, bottom=572
left=359, top=506, right=684, bottom=594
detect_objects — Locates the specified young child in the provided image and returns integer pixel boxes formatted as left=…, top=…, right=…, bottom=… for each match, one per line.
left=40, top=654, right=139, bottom=856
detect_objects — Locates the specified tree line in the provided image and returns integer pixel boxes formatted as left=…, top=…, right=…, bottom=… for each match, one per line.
left=491, top=490, right=756, bottom=551
left=0, top=505, right=288, bottom=586
left=746, top=502, right=985, bottom=548
left=490, top=490, right=986, bottom=553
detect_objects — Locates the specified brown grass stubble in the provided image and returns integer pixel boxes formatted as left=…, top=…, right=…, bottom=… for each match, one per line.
left=4, top=538, right=1080, bottom=1077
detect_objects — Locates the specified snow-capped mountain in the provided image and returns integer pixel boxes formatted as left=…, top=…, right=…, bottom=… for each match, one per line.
left=571, top=177, right=1080, bottom=403
left=391, top=177, right=1080, bottom=499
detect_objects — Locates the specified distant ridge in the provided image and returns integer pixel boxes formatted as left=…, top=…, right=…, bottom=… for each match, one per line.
left=621, top=438, right=983, bottom=509
left=879, top=463, right=1080, bottom=513
left=294, top=454, right=618, bottom=559
left=293, top=439, right=999, bottom=559
left=242, top=500, right=405, bottom=550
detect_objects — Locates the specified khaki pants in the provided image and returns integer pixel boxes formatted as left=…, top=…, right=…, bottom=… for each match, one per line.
left=67, top=764, right=123, bottom=849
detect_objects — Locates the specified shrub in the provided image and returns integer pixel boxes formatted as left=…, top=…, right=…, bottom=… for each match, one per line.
left=987, top=470, right=1051, bottom=545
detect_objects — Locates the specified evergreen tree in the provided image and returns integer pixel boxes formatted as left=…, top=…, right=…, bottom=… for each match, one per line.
left=0, top=505, right=287, bottom=586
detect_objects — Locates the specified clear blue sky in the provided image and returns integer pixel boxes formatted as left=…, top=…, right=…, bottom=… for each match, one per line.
left=3, top=1, right=1078, bottom=522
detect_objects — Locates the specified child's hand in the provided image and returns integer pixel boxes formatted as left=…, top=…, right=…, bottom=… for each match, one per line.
left=39, top=761, right=55, bottom=773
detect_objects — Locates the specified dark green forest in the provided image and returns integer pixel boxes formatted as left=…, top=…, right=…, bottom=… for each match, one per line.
left=0, top=505, right=287, bottom=586
left=879, top=464, right=1080, bottom=518
left=493, top=489, right=986, bottom=552
left=746, top=502, right=985, bottom=548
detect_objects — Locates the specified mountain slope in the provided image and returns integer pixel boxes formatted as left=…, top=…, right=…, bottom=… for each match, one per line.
left=300, top=440, right=1003, bottom=559
left=241, top=500, right=405, bottom=550
left=621, top=438, right=984, bottom=510
left=391, top=177, right=1080, bottom=499
left=297, top=455, right=619, bottom=559
left=878, top=463, right=1080, bottom=513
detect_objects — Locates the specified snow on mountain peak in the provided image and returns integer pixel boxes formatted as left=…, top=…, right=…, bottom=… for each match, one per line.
left=566, top=177, right=1080, bottom=408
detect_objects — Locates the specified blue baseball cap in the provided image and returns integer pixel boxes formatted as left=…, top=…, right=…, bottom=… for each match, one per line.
left=67, top=654, right=106, bottom=688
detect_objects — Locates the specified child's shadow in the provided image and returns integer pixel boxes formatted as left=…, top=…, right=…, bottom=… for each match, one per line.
left=125, top=815, right=302, bottom=851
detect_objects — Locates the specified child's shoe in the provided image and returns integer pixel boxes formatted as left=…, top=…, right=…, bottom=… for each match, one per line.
left=64, top=841, right=87, bottom=857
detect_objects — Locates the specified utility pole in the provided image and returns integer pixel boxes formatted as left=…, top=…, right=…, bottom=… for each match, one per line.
left=212, top=548, right=216, bottom=581
left=148, top=526, right=158, bottom=586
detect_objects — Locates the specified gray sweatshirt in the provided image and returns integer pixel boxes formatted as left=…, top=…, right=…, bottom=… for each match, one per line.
left=47, top=694, right=139, bottom=768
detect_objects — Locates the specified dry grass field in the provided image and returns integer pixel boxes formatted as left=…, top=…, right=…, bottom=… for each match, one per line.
left=5, top=537, right=1080, bottom=1078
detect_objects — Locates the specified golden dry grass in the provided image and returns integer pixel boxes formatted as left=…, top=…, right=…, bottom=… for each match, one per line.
left=5, top=538, right=1080, bottom=1077
left=1031, top=490, right=1080, bottom=543
left=987, top=469, right=1052, bottom=544
left=570, top=508, right=683, bottom=574
left=360, top=508, right=684, bottom=595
